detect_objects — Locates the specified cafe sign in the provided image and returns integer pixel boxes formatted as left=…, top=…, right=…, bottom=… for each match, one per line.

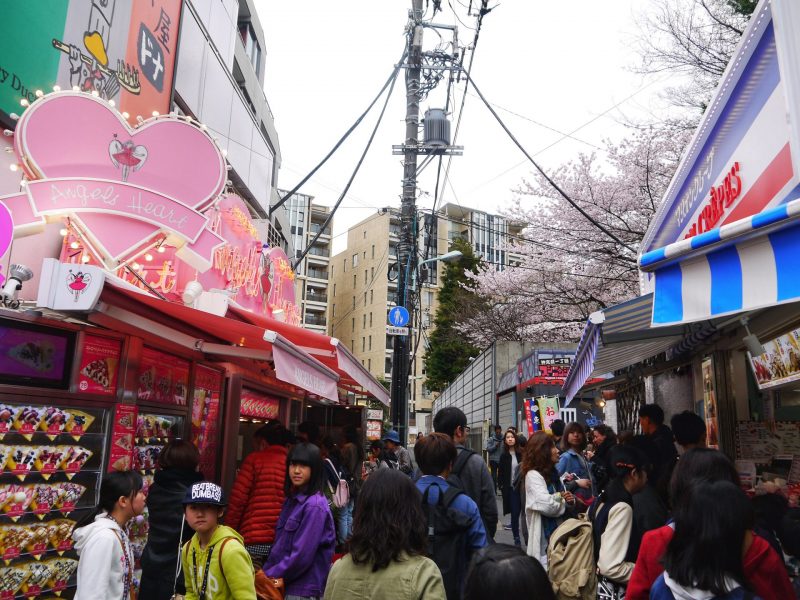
left=1, top=91, right=226, bottom=271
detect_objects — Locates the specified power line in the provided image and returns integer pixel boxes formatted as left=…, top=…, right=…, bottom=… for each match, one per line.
left=269, top=49, right=407, bottom=217
left=462, top=69, right=637, bottom=254
left=293, top=55, right=403, bottom=270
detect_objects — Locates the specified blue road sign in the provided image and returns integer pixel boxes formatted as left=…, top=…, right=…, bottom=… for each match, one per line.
left=388, top=306, right=410, bottom=327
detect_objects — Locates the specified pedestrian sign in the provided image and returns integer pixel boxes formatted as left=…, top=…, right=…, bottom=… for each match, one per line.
left=388, top=306, right=410, bottom=327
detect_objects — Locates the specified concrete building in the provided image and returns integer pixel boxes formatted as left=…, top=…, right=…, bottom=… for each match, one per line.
left=330, top=204, right=525, bottom=432
left=173, top=0, right=290, bottom=253
left=283, top=191, right=333, bottom=334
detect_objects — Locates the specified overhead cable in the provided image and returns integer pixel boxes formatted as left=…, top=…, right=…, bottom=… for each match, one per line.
left=269, top=49, right=407, bottom=217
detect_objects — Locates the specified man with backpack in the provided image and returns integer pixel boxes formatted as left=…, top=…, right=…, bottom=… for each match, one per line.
left=415, top=432, right=487, bottom=600
left=383, top=430, right=414, bottom=475
left=433, top=407, right=498, bottom=539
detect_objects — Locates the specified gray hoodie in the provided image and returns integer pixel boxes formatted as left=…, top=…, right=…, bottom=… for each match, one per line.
left=73, top=513, right=132, bottom=600
left=456, top=445, right=498, bottom=539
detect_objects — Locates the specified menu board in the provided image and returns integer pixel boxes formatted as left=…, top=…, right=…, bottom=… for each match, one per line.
left=736, top=421, right=800, bottom=463
left=0, top=402, right=106, bottom=597
left=192, top=366, right=222, bottom=479
left=108, top=405, right=137, bottom=473
left=239, top=389, right=280, bottom=420
left=0, top=323, right=74, bottom=388
left=77, top=334, right=121, bottom=396
left=137, top=347, right=190, bottom=405
left=366, top=420, right=382, bottom=441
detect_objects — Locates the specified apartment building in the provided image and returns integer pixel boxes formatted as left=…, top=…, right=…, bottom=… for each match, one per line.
left=330, top=203, right=523, bottom=429
left=173, top=0, right=290, bottom=253
left=283, top=191, right=334, bottom=334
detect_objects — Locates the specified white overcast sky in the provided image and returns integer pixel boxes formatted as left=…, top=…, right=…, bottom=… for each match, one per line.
left=258, top=1, right=673, bottom=254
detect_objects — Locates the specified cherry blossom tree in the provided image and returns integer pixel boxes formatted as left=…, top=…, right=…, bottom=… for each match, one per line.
left=460, top=122, right=692, bottom=345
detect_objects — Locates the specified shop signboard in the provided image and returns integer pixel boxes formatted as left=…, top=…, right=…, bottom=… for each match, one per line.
left=518, top=349, right=580, bottom=389
left=239, top=388, right=281, bottom=420
left=77, top=333, right=121, bottom=396
left=366, top=419, right=382, bottom=441
left=137, top=346, right=189, bottom=405
left=108, top=403, right=137, bottom=472
left=4, top=91, right=227, bottom=272
left=538, top=396, right=560, bottom=434
left=0, top=1, right=182, bottom=124
left=748, top=325, right=800, bottom=390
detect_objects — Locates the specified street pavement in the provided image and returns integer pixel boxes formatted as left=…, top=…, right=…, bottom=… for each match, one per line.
left=493, top=492, right=517, bottom=546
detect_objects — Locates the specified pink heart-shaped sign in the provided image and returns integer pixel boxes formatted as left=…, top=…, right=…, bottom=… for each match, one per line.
left=12, top=92, right=226, bottom=265
left=15, top=92, right=225, bottom=210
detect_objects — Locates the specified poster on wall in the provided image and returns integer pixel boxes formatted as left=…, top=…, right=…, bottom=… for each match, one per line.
left=137, top=346, right=189, bottom=405
left=748, top=325, right=800, bottom=390
left=191, top=365, right=222, bottom=479
left=108, top=404, right=137, bottom=472
left=77, top=334, right=121, bottom=395
left=239, top=388, right=280, bottom=420
left=0, top=0, right=182, bottom=124
left=701, top=356, right=720, bottom=448
left=365, top=420, right=382, bottom=441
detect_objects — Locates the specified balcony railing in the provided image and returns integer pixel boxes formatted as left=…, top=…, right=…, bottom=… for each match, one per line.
left=308, top=247, right=330, bottom=258
left=310, top=224, right=332, bottom=236
left=304, top=315, right=327, bottom=327
left=305, top=291, right=328, bottom=303
left=307, top=268, right=328, bottom=280
left=389, top=226, right=401, bottom=236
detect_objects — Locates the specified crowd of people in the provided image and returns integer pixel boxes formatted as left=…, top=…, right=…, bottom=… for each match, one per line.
left=68, top=404, right=800, bottom=600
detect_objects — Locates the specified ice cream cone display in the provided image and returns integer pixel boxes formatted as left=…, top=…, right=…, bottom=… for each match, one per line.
left=39, top=408, right=70, bottom=441
left=7, top=447, right=40, bottom=481
left=12, top=408, right=43, bottom=442
left=0, top=564, right=29, bottom=597
left=64, top=410, right=95, bottom=441
left=3, top=487, right=34, bottom=521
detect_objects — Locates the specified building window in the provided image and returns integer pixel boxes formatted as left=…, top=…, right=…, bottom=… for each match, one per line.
left=364, top=291, right=367, bottom=304
left=363, top=314, right=366, bottom=328
left=364, top=270, right=368, bottom=284
left=331, top=265, right=334, bottom=277
left=353, top=274, right=357, bottom=287
left=426, top=291, right=434, bottom=306
left=371, top=266, right=374, bottom=280
left=352, top=254, right=359, bottom=267
left=368, top=358, right=372, bottom=370
left=352, top=297, right=356, bottom=309
left=351, top=340, right=355, bottom=352
left=332, top=304, right=336, bottom=317
left=370, top=290, right=374, bottom=303
left=372, top=245, right=375, bottom=259
left=239, top=22, right=262, bottom=74
left=385, top=357, right=392, bottom=374
left=363, top=251, right=366, bottom=259
left=369, top=335, right=372, bottom=350
left=363, top=230, right=367, bottom=239
left=362, top=337, right=365, bottom=352
left=333, top=284, right=336, bottom=296
left=343, top=259, right=346, bottom=273
left=370, top=312, right=373, bottom=327
left=352, top=317, right=355, bottom=330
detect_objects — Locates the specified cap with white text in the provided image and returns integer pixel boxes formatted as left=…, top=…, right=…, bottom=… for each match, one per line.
left=183, top=481, right=227, bottom=506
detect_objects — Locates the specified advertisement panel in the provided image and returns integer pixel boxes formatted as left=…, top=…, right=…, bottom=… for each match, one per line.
left=749, top=325, right=800, bottom=390
left=0, top=0, right=182, bottom=124
left=77, top=334, right=121, bottom=396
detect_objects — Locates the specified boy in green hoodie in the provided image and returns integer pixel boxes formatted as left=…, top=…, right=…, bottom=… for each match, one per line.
left=180, top=481, right=256, bottom=600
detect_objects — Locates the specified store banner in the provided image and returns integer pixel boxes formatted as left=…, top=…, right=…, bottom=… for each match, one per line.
left=137, top=346, right=189, bottom=405
left=108, top=403, right=136, bottom=471
left=271, top=344, right=338, bottom=403
left=0, top=0, right=182, bottom=124
left=77, top=334, right=121, bottom=396
left=538, top=396, right=560, bottom=434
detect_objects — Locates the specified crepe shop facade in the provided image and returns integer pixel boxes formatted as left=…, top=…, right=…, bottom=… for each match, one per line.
left=0, top=90, right=387, bottom=596
left=566, top=0, right=800, bottom=484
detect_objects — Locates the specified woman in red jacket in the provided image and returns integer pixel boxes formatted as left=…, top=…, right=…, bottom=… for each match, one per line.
left=627, top=448, right=792, bottom=600
left=226, top=421, right=288, bottom=569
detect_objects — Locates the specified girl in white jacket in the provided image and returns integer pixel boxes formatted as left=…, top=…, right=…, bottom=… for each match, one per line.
left=522, top=432, right=574, bottom=567
left=72, top=471, right=146, bottom=600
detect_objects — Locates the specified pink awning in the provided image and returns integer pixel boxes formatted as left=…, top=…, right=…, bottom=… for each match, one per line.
left=265, top=331, right=339, bottom=403
left=331, top=339, right=390, bottom=406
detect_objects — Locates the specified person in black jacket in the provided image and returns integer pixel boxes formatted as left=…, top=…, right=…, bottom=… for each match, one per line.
left=638, top=404, right=678, bottom=505
left=139, top=440, right=203, bottom=600
left=498, top=430, right=523, bottom=546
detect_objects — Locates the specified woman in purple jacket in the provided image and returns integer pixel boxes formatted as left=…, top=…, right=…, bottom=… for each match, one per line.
left=263, top=442, right=336, bottom=600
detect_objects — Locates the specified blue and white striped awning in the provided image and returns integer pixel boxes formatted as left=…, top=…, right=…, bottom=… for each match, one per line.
left=640, top=200, right=800, bottom=326
left=562, top=294, right=703, bottom=402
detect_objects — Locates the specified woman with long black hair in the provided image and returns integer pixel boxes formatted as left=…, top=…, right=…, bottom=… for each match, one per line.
left=73, top=471, right=146, bottom=600
left=263, top=442, right=336, bottom=600
left=324, top=468, right=446, bottom=600
left=497, top=429, right=523, bottom=546
left=651, top=481, right=761, bottom=599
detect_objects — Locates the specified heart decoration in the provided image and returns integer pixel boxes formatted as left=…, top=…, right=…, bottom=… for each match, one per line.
left=12, top=91, right=226, bottom=266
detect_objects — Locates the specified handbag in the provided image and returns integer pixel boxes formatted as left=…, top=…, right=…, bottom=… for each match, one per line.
left=255, top=570, right=284, bottom=600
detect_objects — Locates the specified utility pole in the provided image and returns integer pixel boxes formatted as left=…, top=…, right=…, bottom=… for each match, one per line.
left=390, top=0, right=424, bottom=446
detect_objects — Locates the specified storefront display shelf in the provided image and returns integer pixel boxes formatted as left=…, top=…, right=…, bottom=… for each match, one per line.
left=9, top=582, right=76, bottom=599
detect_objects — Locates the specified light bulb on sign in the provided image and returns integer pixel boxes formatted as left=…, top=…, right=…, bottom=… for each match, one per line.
left=59, top=228, right=68, bottom=237
left=20, top=98, right=29, bottom=107
left=35, top=90, right=43, bottom=98
left=144, top=253, right=153, bottom=262
left=91, top=90, right=99, bottom=97
left=72, top=86, right=80, bottom=92
left=151, top=111, right=159, bottom=117
left=132, top=262, right=140, bottom=271
left=108, top=99, right=115, bottom=107
left=81, top=254, right=90, bottom=263
left=157, top=245, right=166, bottom=254
left=8, top=164, right=17, bottom=172
left=52, top=85, right=61, bottom=92
left=122, top=112, right=130, bottom=119
left=69, top=241, right=79, bottom=249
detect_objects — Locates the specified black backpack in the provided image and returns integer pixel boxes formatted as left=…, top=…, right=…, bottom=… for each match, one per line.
left=421, top=483, right=472, bottom=600
left=445, top=447, right=475, bottom=492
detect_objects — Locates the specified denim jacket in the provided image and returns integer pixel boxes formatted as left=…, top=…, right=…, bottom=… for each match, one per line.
left=263, top=491, right=336, bottom=597
left=556, top=449, right=594, bottom=494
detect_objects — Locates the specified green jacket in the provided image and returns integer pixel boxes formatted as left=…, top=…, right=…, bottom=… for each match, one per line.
left=181, top=525, right=255, bottom=600
left=324, top=553, right=446, bottom=600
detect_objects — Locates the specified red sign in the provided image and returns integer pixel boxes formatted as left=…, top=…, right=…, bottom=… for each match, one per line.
left=192, top=365, right=222, bottom=479
left=239, top=388, right=280, bottom=420
left=684, top=162, right=742, bottom=238
left=77, top=334, right=121, bottom=395
left=108, top=404, right=137, bottom=472
left=137, top=346, right=189, bottom=405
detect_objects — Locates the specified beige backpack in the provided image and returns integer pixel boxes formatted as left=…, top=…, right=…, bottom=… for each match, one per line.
left=546, top=513, right=598, bottom=600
